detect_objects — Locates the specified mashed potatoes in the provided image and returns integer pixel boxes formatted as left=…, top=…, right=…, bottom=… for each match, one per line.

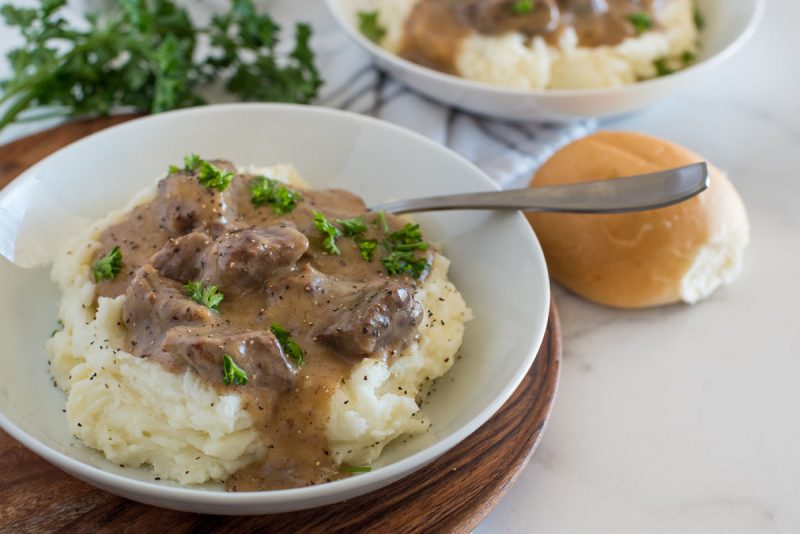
left=348, top=0, right=699, bottom=90
left=47, top=165, right=470, bottom=485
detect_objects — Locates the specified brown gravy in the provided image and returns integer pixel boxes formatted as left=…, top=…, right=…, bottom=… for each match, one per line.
left=95, top=161, right=430, bottom=490
left=399, top=0, right=658, bottom=74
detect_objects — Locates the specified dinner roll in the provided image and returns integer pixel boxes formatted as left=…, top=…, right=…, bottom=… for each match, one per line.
left=527, top=131, right=749, bottom=308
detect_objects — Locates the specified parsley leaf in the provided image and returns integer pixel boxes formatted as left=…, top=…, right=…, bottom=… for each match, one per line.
left=357, top=238, right=378, bottom=262
left=693, top=7, right=705, bottom=30
left=681, top=50, right=696, bottom=65
left=626, top=12, right=652, bottom=34
left=357, top=10, right=386, bottom=43
left=653, top=57, right=674, bottom=77
left=381, top=250, right=430, bottom=278
left=169, top=152, right=201, bottom=174
left=340, top=465, right=372, bottom=473
left=249, top=176, right=302, bottom=214
left=0, top=0, right=322, bottom=133
left=185, top=280, right=224, bottom=311
left=387, top=223, right=429, bottom=251
left=184, top=153, right=201, bottom=172
left=270, top=322, right=304, bottom=366
left=196, top=160, right=233, bottom=191
left=378, top=222, right=430, bottom=278
left=335, top=216, right=368, bottom=237
left=313, top=211, right=342, bottom=255
left=510, top=0, right=535, bottom=15
left=374, top=211, right=390, bottom=233
left=92, top=246, right=122, bottom=282
left=211, top=9, right=322, bottom=104
left=222, top=354, right=248, bottom=385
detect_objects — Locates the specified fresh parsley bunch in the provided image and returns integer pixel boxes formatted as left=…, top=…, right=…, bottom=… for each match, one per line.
left=0, top=0, right=323, bottom=131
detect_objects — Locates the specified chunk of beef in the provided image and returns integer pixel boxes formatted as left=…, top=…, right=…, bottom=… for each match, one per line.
left=156, top=172, right=226, bottom=236
left=266, top=262, right=331, bottom=304
left=160, top=326, right=296, bottom=390
left=151, top=231, right=212, bottom=282
left=200, top=225, right=309, bottom=295
left=316, top=281, right=422, bottom=358
left=123, top=265, right=217, bottom=357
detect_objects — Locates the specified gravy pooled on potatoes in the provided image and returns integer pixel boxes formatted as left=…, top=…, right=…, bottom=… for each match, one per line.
left=400, top=0, right=658, bottom=73
left=94, top=159, right=431, bottom=490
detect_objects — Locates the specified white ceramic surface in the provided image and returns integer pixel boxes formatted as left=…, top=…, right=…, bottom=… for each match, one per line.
left=326, top=0, right=764, bottom=121
left=0, top=104, right=550, bottom=514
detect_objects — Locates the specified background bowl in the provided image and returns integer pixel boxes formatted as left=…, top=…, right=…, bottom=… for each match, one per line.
left=0, top=104, right=550, bottom=514
left=326, top=0, right=764, bottom=121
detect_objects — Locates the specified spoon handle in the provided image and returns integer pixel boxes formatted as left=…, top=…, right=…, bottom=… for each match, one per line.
left=370, top=163, right=709, bottom=215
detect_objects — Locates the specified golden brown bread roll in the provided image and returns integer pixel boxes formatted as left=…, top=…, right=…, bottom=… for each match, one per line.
left=527, top=131, right=749, bottom=308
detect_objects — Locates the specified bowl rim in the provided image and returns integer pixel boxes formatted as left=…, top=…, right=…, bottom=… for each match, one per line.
left=324, top=0, right=765, bottom=99
left=0, top=103, right=550, bottom=508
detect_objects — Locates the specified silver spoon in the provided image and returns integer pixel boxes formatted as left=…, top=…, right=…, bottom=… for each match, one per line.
left=370, top=162, right=709, bottom=214
left=2, top=163, right=708, bottom=269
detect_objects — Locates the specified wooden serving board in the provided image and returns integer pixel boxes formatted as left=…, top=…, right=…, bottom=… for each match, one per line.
left=0, top=117, right=562, bottom=533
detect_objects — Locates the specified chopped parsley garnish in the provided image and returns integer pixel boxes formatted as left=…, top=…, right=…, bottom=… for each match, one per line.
left=249, top=176, right=302, bottom=214
left=357, top=238, right=378, bottom=262
left=317, top=209, right=428, bottom=276
left=170, top=154, right=233, bottom=191
left=386, top=223, right=429, bottom=253
left=510, top=0, right=535, bottom=15
left=379, top=222, right=430, bottom=278
left=653, top=57, right=674, bottom=77
left=340, top=465, right=372, bottom=474
left=381, top=250, right=430, bottom=278
left=693, top=7, right=705, bottom=30
left=681, top=50, right=696, bottom=65
left=313, top=211, right=342, bottom=255
left=626, top=12, right=652, bottom=34
left=357, top=10, right=386, bottom=43
left=196, top=160, right=234, bottom=192
left=335, top=216, right=368, bottom=236
left=184, top=153, right=201, bottom=172
left=270, top=323, right=304, bottom=366
left=374, top=211, right=390, bottom=233
left=92, top=246, right=122, bottom=282
left=185, top=281, right=224, bottom=311
left=222, top=354, right=248, bottom=386
left=169, top=153, right=201, bottom=174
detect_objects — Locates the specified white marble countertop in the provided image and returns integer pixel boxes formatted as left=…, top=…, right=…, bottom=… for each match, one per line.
left=479, top=2, right=800, bottom=532
left=1, top=1, right=798, bottom=532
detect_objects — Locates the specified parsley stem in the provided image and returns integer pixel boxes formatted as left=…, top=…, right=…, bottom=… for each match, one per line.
left=340, top=465, right=372, bottom=473
left=0, top=21, right=128, bottom=129
left=0, top=92, right=38, bottom=131
left=12, top=107, right=72, bottom=124
left=0, top=21, right=125, bottom=102
left=0, top=2, right=321, bottom=132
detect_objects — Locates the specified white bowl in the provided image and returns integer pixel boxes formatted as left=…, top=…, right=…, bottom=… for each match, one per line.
left=0, top=104, right=550, bottom=514
left=325, top=0, right=764, bottom=121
